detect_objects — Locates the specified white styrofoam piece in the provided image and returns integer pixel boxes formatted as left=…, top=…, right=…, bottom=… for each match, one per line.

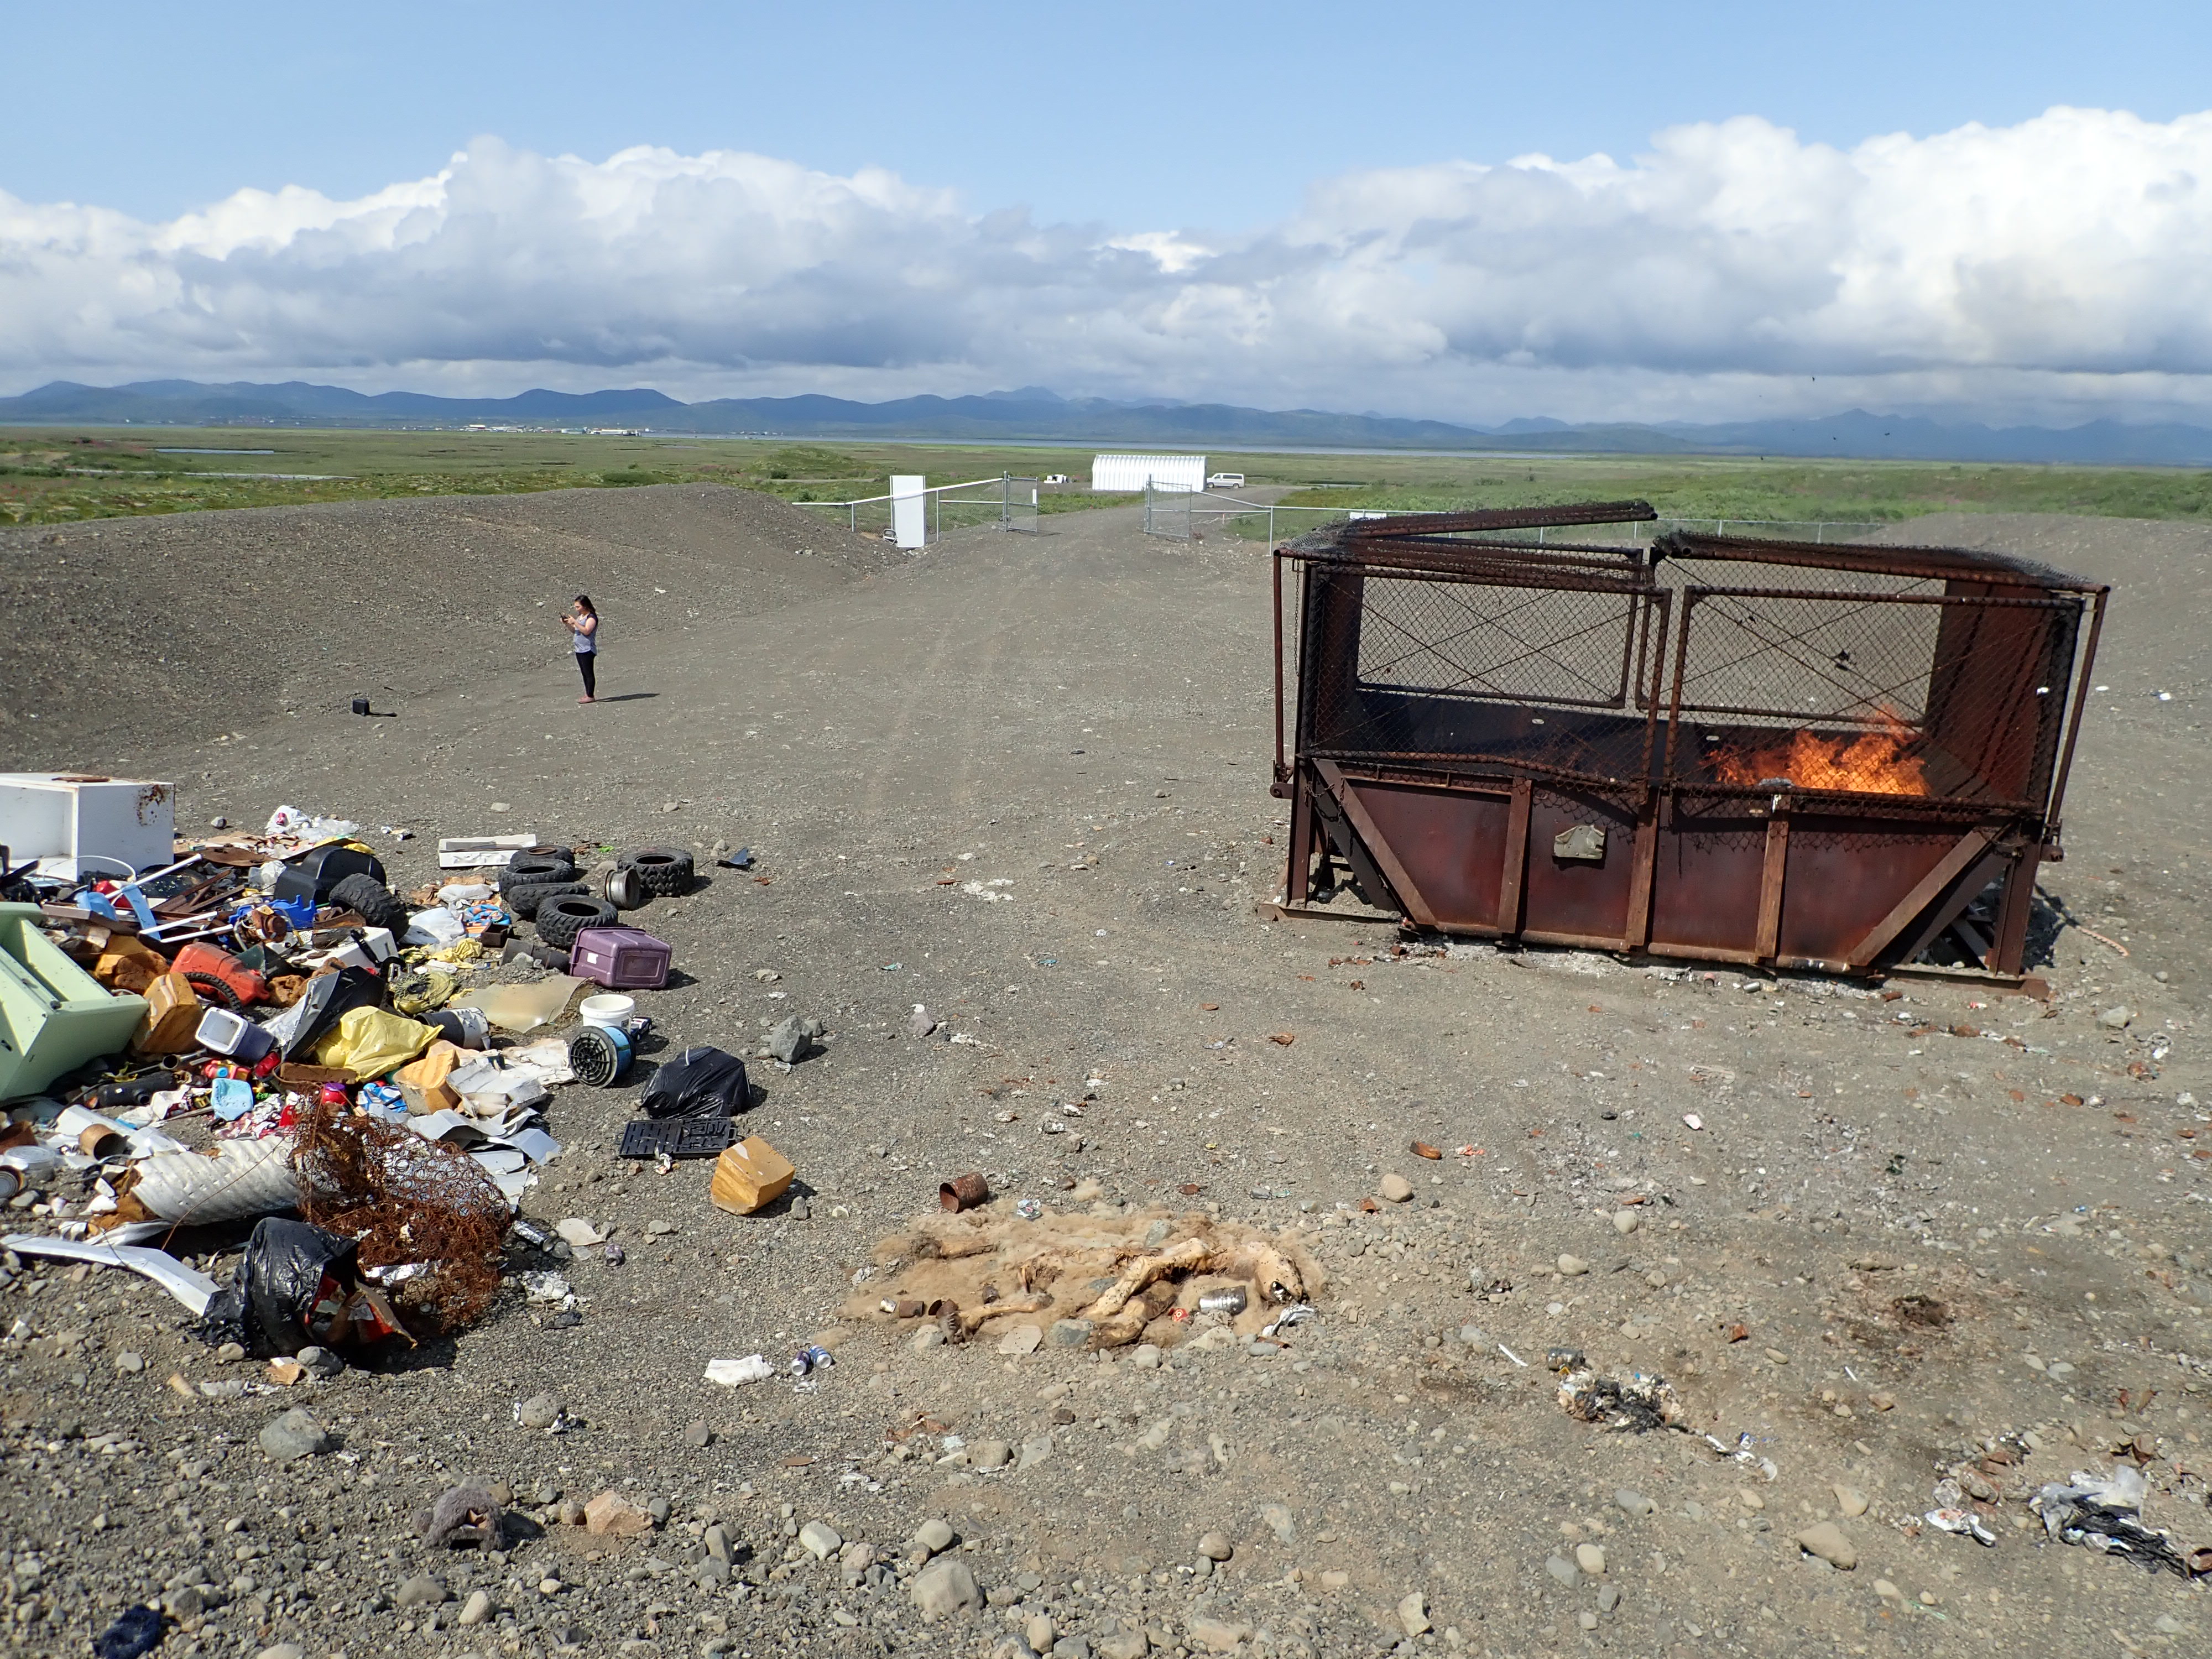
left=2, top=1232, right=218, bottom=1315
left=437, top=834, right=537, bottom=869
left=506, top=1126, right=562, bottom=1165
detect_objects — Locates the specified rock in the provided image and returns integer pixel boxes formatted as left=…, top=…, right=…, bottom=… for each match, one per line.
left=1833, top=1484, right=1869, bottom=1518
left=1049, top=1319, right=1095, bottom=1348
left=911, top=1557, right=983, bottom=1618
left=1456, top=1323, right=1490, bottom=1348
left=1611, top=1209, right=1639, bottom=1234
left=1097, top=1631, right=1148, bottom=1659
left=415, top=1483, right=503, bottom=1548
left=910, top=1007, right=938, bottom=1039
left=163, top=1585, right=205, bottom=1619
left=257, top=1646, right=304, bottom=1659
left=259, top=1407, right=333, bottom=1462
left=1017, top=1433, right=1054, bottom=1470
left=768, top=1015, right=813, bottom=1063
left=1739, top=1489, right=1765, bottom=1510
left=971, top=1438, right=1013, bottom=1471
left=556, top=1499, right=587, bottom=1527
left=555, top=1217, right=603, bottom=1247
left=1260, top=1502, right=1296, bottom=1544
left=2099, top=1005, right=2135, bottom=1029
left=912, top=1325, right=948, bottom=1353
left=1597, top=1583, right=1620, bottom=1614
left=799, top=1521, right=842, bottom=1559
left=1186, top=1618, right=1252, bottom=1653
left=1574, top=1543, right=1606, bottom=1576
left=1578, top=1610, right=1599, bottom=1631
left=114, top=1350, right=143, bottom=1374
left=841, top=1541, right=875, bottom=1573
left=458, top=1589, right=492, bottom=1626
left=1545, top=1554, right=1579, bottom=1586
left=998, top=1324, right=1044, bottom=1357
left=1198, top=1531, right=1234, bottom=1562
left=1867, top=1391, right=1896, bottom=1411
left=645, top=1494, right=671, bottom=1525
left=583, top=1491, right=653, bottom=1537
left=1130, top=1343, right=1162, bottom=1370
left=217, top=1341, right=247, bottom=1363
left=1557, top=1254, right=1589, bottom=1276
left=1614, top=1488, right=1655, bottom=1517
left=395, top=1573, right=448, bottom=1608
left=914, top=1517, right=956, bottom=1554
left=516, top=1392, right=564, bottom=1430
left=1055, top=1637, right=1094, bottom=1659
left=704, top=1524, right=733, bottom=1565
left=295, top=1344, right=342, bottom=1378
left=1397, top=1590, right=1431, bottom=1637
left=1873, top=1578, right=1903, bottom=1602
left=684, top=1418, right=712, bottom=1448
left=1379, top=1173, right=1415, bottom=1203
left=1764, top=1348, right=1790, bottom=1365
left=1026, top=1614, right=1056, bottom=1651
left=1795, top=1521, right=1857, bottom=1570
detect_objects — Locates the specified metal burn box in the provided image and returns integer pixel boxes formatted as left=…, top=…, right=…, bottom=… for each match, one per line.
left=1271, top=504, right=2106, bottom=981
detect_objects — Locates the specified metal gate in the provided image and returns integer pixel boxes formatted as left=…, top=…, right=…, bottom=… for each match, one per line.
left=1002, top=476, right=1039, bottom=533
left=1274, top=505, right=2107, bottom=980
left=1144, top=482, right=1193, bottom=541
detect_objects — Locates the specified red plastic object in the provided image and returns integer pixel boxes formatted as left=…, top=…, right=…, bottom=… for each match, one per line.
left=173, top=941, right=271, bottom=1008
left=568, top=926, right=671, bottom=989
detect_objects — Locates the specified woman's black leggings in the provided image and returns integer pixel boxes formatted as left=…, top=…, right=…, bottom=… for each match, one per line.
left=577, top=654, right=597, bottom=697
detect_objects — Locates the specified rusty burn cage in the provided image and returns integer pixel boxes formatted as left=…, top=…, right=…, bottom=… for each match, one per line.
left=1272, top=504, right=2108, bottom=978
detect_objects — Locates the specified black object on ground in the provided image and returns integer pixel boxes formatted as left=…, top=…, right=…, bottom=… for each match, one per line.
left=91, top=1604, right=166, bottom=1659
left=620, top=846, right=695, bottom=896
left=537, top=894, right=617, bottom=948
left=567, top=1025, right=632, bottom=1088
left=638, top=1045, right=750, bottom=1118
left=327, top=872, right=410, bottom=934
left=273, top=843, right=388, bottom=907
left=500, top=851, right=577, bottom=893
left=505, top=879, right=588, bottom=920
left=202, top=1218, right=361, bottom=1358
left=619, top=1117, right=736, bottom=1160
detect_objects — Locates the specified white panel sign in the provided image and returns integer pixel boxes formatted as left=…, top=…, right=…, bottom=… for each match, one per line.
left=890, top=476, right=927, bottom=549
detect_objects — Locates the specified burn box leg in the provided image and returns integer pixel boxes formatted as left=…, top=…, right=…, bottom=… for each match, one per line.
left=1286, top=770, right=1319, bottom=905
left=1989, top=845, right=2039, bottom=976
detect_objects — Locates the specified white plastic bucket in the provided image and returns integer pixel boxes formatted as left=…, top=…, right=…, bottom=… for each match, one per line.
left=579, top=993, right=635, bottom=1031
left=196, top=1007, right=274, bottom=1061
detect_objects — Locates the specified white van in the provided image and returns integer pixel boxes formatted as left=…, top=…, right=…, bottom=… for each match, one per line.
left=1206, top=472, right=1245, bottom=489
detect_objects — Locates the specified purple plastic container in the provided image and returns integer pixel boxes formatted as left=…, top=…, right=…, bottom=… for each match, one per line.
left=568, top=925, right=671, bottom=989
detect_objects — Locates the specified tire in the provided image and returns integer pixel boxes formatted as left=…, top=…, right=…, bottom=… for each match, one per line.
left=183, top=971, right=244, bottom=1013
left=500, top=852, right=577, bottom=894
left=619, top=846, right=695, bottom=897
left=327, top=873, right=411, bottom=935
left=505, top=879, right=588, bottom=921
left=538, top=895, right=617, bottom=950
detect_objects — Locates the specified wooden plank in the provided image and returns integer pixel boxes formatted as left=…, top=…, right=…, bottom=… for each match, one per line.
left=1754, top=811, right=1790, bottom=961
left=1314, top=760, right=1441, bottom=930
left=1845, top=826, right=1997, bottom=968
left=1497, top=778, right=1532, bottom=935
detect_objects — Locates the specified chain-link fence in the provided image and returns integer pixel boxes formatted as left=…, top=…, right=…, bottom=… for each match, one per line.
left=792, top=474, right=1042, bottom=545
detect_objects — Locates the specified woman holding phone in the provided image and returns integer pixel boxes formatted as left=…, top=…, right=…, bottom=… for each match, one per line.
left=565, top=595, right=600, bottom=703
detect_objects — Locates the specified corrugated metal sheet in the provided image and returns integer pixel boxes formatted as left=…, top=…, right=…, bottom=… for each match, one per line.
left=1091, top=453, right=1206, bottom=493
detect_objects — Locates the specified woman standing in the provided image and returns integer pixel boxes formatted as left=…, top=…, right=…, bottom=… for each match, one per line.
left=565, top=595, right=600, bottom=703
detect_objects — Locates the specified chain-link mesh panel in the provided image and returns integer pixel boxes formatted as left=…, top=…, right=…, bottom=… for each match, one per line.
left=1666, top=586, right=2080, bottom=808
left=1297, top=565, right=1663, bottom=786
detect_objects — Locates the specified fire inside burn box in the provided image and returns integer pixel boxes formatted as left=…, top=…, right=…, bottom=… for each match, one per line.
left=1270, top=503, right=2108, bottom=984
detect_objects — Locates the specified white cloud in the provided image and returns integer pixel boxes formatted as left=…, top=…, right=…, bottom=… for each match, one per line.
left=5, top=109, right=2212, bottom=423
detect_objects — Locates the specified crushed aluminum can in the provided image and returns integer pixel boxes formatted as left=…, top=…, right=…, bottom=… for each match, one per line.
left=1014, top=1197, right=1044, bottom=1220
left=1197, top=1286, right=1248, bottom=1317
left=801, top=1344, right=834, bottom=1372
left=1925, top=1507, right=1998, bottom=1546
left=602, top=1243, right=625, bottom=1267
left=1261, top=1303, right=1316, bottom=1339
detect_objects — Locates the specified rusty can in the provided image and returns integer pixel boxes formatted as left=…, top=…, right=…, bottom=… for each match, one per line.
left=1198, top=1286, right=1248, bottom=1317
left=939, top=1172, right=991, bottom=1212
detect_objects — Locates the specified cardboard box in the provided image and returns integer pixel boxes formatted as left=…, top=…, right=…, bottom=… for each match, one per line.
left=131, top=973, right=204, bottom=1055
left=710, top=1136, right=794, bottom=1215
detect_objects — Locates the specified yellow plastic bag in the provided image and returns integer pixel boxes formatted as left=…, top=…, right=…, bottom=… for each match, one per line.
left=309, top=1006, right=442, bottom=1082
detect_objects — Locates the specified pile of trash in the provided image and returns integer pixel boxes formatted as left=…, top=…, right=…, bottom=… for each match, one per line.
left=844, top=1192, right=1322, bottom=1350
left=1, top=778, right=699, bottom=1353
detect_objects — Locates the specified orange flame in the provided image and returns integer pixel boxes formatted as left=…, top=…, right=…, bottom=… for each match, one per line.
left=1711, top=709, right=1929, bottom=796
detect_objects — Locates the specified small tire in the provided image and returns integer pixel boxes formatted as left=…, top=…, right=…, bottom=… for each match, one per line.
left=538, top=895, right=617, bottom=950
left=183, top=972, right=245, bottom=1013
left=505, top=879, right=588, bottom=921
left=620, top=846, right=695, bottom=897
left=327, top=873, right=411, bottom=935
left=500, top=852, right=576, bottom=894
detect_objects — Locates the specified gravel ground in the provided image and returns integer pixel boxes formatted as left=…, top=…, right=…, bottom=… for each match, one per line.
left=1, top=499, right=2208, bottom=1659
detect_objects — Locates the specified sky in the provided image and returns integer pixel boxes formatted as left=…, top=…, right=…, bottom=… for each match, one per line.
left=4, top=0, right=2212, bottom=426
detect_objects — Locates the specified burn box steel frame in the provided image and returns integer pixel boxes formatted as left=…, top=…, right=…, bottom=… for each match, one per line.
left=1271, top=504, right=2108, bottom=979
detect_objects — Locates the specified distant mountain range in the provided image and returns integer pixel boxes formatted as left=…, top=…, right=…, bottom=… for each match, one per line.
left=6, top=378, right=2212, bottom=465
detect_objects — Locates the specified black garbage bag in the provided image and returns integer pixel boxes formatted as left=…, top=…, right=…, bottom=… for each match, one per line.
left=201, top=1218, right=361, bottom=1357
left=259, top=964, right=384, bottom=1060
left=638, top=1045, right=750, bottom=1118
left=92, top=1605, right=166, bottom=1659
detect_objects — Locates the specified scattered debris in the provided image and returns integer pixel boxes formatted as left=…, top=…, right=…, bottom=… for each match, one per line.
left=2032, top=1467, right=2203, bottom=1574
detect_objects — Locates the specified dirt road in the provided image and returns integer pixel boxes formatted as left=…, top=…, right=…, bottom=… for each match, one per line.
left=2, top=493, right=2207, bottom=1657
